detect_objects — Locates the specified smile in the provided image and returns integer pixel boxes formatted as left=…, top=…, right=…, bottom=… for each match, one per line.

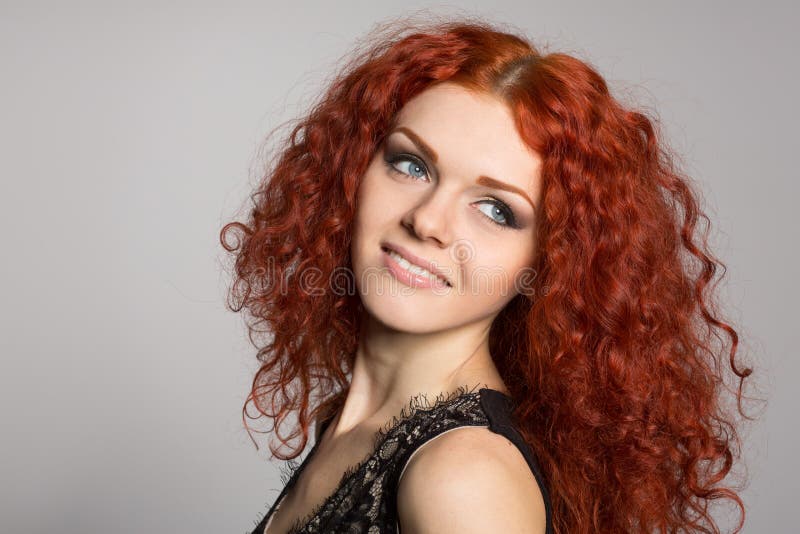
left=381, top=245, right=451, bottom=289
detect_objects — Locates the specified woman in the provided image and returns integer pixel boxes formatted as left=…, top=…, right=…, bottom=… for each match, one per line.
left=221, top=16, right=754, bottom=534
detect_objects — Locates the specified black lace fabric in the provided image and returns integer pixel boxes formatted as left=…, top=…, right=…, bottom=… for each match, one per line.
left=250, top=383, right=553, bottom=534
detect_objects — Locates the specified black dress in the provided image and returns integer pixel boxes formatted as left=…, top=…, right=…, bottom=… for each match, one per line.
left=250, top=384, right=554, bottom=534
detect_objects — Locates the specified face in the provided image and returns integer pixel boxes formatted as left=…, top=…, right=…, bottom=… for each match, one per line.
left=350, top=82, right=543, bottom=333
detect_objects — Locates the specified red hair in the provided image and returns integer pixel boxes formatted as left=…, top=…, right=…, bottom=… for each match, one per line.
left=220, top=15, right=758, bottom=534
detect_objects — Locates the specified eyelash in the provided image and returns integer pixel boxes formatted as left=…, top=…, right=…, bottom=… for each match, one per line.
left=383, top=153, right=521, bottom=230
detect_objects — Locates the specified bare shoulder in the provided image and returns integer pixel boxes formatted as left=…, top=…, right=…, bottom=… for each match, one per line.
left=396, top=425, right=547, bottom=534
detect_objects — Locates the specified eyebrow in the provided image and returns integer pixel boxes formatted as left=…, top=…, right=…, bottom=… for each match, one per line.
left=389, top=126, right=536, bottom=211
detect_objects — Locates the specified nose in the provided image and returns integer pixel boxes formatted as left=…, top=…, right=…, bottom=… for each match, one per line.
left=401, top=187, right=454, bottom=246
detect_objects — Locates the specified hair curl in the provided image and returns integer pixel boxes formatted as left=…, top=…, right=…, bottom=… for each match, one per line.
left=220, top=14, right=759, bottom=534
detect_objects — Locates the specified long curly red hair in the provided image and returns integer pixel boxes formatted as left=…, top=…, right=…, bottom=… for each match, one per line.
left=220, top=15, right=758, bottom=534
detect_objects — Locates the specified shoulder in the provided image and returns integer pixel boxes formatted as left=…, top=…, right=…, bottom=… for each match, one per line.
left=396, top=425, right=547, bottom=534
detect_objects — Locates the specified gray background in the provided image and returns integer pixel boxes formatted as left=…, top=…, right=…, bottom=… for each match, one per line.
left=0, top=1, right=794, bottom=532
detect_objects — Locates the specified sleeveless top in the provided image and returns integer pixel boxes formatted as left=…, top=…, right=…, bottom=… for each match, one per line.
left=250, top=385, right=554, bottom=534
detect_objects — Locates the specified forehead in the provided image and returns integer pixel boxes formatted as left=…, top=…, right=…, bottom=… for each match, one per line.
left=390, top=83, right=543, bottom=192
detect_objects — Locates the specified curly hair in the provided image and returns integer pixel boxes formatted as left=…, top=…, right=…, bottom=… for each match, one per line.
left=220, top=14, right=758, bottom=534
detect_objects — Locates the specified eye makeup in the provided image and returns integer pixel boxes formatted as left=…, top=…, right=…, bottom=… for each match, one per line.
left=381, top=147, right=523, bottom=231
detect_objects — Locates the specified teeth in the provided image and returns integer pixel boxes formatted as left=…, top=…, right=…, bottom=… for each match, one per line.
left=387, top=249, right=447, bottom=285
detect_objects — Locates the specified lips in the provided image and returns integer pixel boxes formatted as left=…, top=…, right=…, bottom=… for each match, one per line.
left=380, top=242, right=452, bottom=287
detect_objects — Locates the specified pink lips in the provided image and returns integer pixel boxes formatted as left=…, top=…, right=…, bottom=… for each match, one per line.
left=381, top=243, right=451, bottom=289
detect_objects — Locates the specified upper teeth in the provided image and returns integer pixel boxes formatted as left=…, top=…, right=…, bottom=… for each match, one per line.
left=387, top=249, right=447, bottom=285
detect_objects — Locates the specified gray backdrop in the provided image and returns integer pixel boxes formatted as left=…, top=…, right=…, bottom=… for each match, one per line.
left=0, top=1, right=793, bottom=532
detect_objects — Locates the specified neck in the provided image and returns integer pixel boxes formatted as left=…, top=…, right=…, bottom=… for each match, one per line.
left=328, top=313, right=508, bottom=438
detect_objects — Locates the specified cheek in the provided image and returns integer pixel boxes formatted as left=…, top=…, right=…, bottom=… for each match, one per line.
left=465, top=239, right=535, bottom=296
left=354, top=163, right=415, bottom=236
left=352, top=169, right=401, bottom=262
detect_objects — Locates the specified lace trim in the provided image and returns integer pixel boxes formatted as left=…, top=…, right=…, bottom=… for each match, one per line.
left=273, top=382, right=491, bottom=534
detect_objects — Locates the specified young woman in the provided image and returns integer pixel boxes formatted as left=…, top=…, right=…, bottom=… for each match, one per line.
left=221, top=16, right=754, bottom=534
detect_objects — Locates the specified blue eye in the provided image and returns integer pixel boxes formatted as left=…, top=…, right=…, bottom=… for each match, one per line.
left=477, top=202, right=510, bottom=226
left=382, top=152, right=521, bottom=230
left=384, top=154, right=428, bottom=180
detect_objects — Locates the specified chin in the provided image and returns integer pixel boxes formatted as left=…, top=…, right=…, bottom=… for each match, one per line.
left=359, top=291, right=454, bottom=334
